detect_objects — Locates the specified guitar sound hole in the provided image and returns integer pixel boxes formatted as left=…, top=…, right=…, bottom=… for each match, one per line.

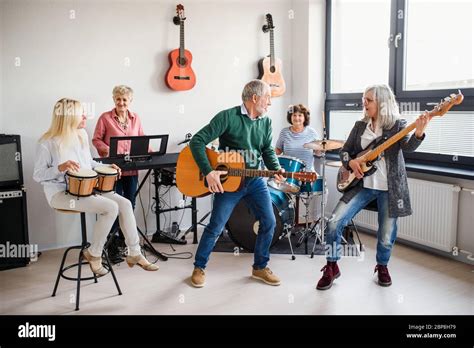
left=270, top=66, right=276, bottom=73
left=177, top=57, right=188, bottom=67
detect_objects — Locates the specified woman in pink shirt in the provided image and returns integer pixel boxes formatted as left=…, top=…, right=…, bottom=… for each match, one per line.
left=93, top=85, right=145, bottom=209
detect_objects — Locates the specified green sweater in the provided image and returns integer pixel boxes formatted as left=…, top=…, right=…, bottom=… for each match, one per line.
left=189, top=105, right=281, bottom=176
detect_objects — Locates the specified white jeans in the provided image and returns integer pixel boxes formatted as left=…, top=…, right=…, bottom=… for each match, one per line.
left=50, top=191, right=141, bottom=257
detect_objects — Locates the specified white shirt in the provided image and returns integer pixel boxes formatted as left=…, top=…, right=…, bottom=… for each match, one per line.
left=33, top=129, right=101, bottom=204
left=240, top=103, right=265, bottom=120
left=360, top=120, right=388, bottom=191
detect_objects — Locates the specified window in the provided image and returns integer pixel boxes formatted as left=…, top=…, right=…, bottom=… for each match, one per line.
left=330, top=0, right=391, bottom=94
left=403, top=0, right=474, bottom=92
left=402, top=111, right=474, bottom=157
left=328, top=110, right=361, bottom=140
left=325, top=0, right=474, bottom=174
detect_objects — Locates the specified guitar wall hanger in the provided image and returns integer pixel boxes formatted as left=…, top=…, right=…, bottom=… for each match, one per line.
left=172, top=15, right=181, bottom=25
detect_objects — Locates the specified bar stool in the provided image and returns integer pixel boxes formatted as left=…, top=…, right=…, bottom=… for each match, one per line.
left=51, top=209, right=122, bottom=310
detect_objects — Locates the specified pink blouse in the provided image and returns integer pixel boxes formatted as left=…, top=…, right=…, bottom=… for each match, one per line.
left=92, top=109, right=145, bottom=176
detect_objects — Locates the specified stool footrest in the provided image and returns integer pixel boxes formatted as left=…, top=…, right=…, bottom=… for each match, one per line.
left=60, top=261, right=111, bottom=281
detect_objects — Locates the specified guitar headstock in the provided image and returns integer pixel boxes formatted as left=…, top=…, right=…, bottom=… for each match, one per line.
left=294, top=172, right=318, bottom=182
left=262, top=13, right=274, bottom=33
left=173, top=4, right=185, bottom=25
left=429, top=90, right=464, bottom=118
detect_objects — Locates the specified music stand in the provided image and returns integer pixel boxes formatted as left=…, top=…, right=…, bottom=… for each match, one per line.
left=108, top=134, right=170, bottom=261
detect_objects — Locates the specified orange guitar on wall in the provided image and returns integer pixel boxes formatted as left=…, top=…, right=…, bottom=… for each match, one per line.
left=165, top=4, right=196, bottom=91
left=258, top=13, right=286, bottom=97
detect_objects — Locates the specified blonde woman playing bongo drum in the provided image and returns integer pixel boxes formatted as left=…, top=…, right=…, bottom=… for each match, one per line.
left=33, top=98, right=158, bottom=275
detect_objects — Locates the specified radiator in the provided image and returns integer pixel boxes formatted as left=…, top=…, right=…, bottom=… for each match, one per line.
left=353, top=178, right=460, bottom=252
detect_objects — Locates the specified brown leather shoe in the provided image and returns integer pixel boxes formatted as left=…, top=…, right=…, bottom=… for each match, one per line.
left=251, top=267, right=281, bottom=286
left=316, top=261, right=340, bottom=290
left=126, top=254, right=159, bottom=271
left=374, top=264, right=392, bottom=286
left=82, top=249, right=108, bottom=276
left=191, top=267, right=205, bottom=288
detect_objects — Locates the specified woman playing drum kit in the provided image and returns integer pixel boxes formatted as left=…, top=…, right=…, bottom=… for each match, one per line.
left=273, top=104, right=323, bottom=194
left=33, top=98, right=158, bottom=276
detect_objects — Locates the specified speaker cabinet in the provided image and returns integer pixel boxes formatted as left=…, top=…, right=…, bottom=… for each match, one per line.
left=0, top=134, right=24, bottom=188
left=0, top=189, right=30, bottom=270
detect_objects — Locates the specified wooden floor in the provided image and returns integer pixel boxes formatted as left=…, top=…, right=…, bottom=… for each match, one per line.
left=0, top=232, right=472, bottom=315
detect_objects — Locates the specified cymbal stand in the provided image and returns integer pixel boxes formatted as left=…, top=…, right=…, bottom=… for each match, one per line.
left=310, top=144, right=328, bottom=258
left=280, top=218, right=297, bottom=261
left=295, top=191, right=316, bottom=254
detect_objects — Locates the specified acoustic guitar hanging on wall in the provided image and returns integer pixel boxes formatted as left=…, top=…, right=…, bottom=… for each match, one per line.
left=257, top=13, right=286, bottom=97
left=165, top=4, right=196, bottom=91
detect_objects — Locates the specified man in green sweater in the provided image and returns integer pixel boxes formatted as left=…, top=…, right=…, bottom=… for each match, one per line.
left=189, top=80, right=284, bottom=288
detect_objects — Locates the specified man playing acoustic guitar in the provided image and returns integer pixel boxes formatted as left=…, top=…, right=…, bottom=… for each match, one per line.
left=189, top=80, right=285, bottom=288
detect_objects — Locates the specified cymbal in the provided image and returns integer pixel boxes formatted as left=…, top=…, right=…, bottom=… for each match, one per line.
left=304, top=139, right=345, bottom=151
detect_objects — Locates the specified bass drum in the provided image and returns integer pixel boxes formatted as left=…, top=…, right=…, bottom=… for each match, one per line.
left=226, top=187, right=295, bottom=252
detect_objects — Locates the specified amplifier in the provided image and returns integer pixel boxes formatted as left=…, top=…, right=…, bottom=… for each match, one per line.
left=0, top=189, right=31, bottom=270
left=0, top=134, right=24, bottom=188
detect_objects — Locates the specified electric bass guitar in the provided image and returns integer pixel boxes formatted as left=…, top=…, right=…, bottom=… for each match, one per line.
left=257, top=13, right=286, bottom=97
left=165, top=4, right=196, bottom=91
left=337, top=91, right=464, bottom=192
left=176, top=146, right=317, bottom=198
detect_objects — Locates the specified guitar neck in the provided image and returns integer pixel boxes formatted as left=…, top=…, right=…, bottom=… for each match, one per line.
left=228, top=167, right=293, bottom=179
left=179, top=21, right=185, bottom=59
left=363, top=121, right=418, bottom=162
left=269, top=29, right=275, bottom=67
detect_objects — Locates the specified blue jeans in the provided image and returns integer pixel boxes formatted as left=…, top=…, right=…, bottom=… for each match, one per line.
left=194, top=178, right=276, bottom=270
left=326, top=188, right=398, bottom=265
left=115, top=175, right=138, bottom=209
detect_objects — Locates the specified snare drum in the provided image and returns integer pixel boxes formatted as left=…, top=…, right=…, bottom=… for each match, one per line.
left=66, top=169, right=98, bottom=197
left=268, top=156, right=306, bottom=193
left=95, top=165, right=118, bottom=193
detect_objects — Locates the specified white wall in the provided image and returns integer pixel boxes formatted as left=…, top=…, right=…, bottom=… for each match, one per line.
left=1, top=0, right=327, bottom=250
left=291, top=0, right=325, bottom=138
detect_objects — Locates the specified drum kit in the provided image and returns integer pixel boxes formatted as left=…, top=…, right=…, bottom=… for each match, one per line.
left=226, top=139, right=345, bottom=259
left=65, top=165, right=119, bottom=198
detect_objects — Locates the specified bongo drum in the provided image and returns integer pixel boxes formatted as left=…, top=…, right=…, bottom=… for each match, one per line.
left=95, top=165, right=118, bottom=193
left=65, top=169, right=98, bottom=197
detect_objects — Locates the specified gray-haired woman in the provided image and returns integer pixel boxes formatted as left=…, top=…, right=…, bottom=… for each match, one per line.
left=316, top=84, right=430, bottom=290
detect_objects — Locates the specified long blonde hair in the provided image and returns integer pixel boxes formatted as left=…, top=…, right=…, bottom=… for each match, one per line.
left=40, top=98, right=85, bottom=150
left=362, top=84, right=400, bottom=129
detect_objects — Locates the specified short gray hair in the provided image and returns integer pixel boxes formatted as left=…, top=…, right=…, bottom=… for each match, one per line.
left=112, top=85, right=134, bottom=98
left=241, top=80, right=271, bottom=102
